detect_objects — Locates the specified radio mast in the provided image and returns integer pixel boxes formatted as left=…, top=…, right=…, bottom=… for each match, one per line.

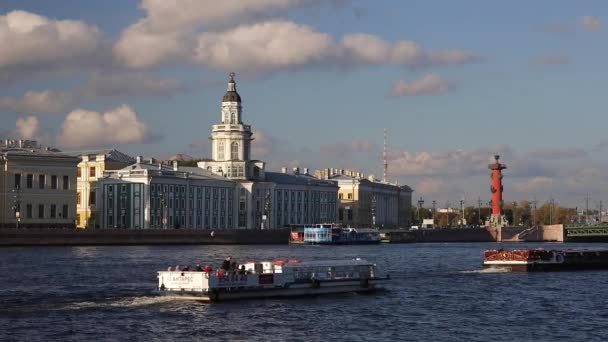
left=383, top=128, right=388, bottom=183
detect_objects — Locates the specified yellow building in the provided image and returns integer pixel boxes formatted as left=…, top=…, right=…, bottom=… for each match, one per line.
left=1, top=140, right=80, bottom=228
left=63, top=150, right=134, bottom=228
left=316, top=168, right=413, bottom=229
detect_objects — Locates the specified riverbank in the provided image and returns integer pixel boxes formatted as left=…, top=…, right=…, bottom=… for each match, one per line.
left=0, top=225, right=591, bottom=246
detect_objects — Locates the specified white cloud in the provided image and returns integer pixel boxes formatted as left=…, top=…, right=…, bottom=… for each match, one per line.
left=391, top=74, right=454, bottom=97
left=514, top=177, right=556, bottom=193
left=527, top=147, right=586, bottom=160
left=113, top=0, right=345, bottom=68
left=0, top=10, right=100, bottom=70
left=0, top=90, right=75, bottom=114
left=15, top=116, right=41, bottom=139
left=81, top=72, right=184, bottom=98
left=415, top=178, right=445, bottom=195
left=114, top=1, right=481, bottom=73
left=113, top=21, right=193, bottom=68
left=138, top=0, right=343, bottom=32
left=319, top=139, right=377, bottom=158
left=57, top=105, right=156, bottom=147
left=193, top=21, right=480, bottom=72
left=341, top=33, right=393, bottom=65
left=252, top=130, right=277, bottom=159
left=194, top=21, right=334, bottom=72
left=580, top=16, right=601, bottom=32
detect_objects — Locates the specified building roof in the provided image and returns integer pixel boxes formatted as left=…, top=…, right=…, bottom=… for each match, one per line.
left=178, top=166, right=232, bottom=181
left=265, top=172, right=337, bottom=187
left=328, top=173, right=413, bottom=192
left=105, top=162, right=236, bottom=184
left=1, top=143, right=80, bottom=162
left=62, top=149, right=135, bottom=164
left=222, top=74, right=241, bottom=102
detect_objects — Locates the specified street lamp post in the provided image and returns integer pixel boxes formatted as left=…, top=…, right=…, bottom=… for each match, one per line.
left=262, top=190, right=271, bottom=230
left=477, top=197, right=482, bottom=227
left=459, top=198, right=465, bottom=227
left=371, top=194, right=377, bottom=228
left=531, top=200, right=537, bottom=227
left=12, top=185, right=21, bottom=229
left=160, top=192, right=167, bottom=229
left=446, top=201, right=451, bottom=227
left=585, top=195, right=591, bottom=224
left=432, top=200, right=436, bottom=227
left=550, top=198, right=555, bottom=225
left=417, top=197, right=424, bottom=226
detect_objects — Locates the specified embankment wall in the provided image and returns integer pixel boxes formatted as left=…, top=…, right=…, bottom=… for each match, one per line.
left=0, top=228, right=290, bottom=246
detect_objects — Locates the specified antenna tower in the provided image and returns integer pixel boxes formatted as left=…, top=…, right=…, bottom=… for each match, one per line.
left=383, top=128, right=388, bottom=182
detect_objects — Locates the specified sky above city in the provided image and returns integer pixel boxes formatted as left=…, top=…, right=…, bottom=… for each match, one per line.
left=0, top=0, right=607, bottom=208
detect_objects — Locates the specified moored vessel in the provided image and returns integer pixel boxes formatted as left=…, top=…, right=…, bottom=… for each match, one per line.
left=483, top=249, right=608, bottom=271
left=290, top=224, right=381, bottom=244
left=157, top=258, right=388, bottom=302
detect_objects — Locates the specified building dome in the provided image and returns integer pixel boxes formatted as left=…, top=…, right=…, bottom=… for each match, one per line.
left=222, top=73, right=241, bottom=102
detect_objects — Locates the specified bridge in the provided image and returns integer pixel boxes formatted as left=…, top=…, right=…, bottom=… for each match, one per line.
left=564, top=224, right=608, bottom=240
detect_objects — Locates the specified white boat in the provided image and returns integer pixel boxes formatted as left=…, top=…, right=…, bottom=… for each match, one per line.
left=156, top=258, right=389, bottom=302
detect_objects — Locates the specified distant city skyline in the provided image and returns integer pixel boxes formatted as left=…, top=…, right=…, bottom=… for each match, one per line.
left=1, top=0, right=607, bottom=206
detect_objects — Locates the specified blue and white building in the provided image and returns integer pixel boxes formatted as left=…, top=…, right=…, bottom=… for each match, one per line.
left=98, top=74, right=338, bottom=229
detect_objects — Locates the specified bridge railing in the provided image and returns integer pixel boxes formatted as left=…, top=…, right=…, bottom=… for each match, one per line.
left=565, top=224, right=608, bottom=237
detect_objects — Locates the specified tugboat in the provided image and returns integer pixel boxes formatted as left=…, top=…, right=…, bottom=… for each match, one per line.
left=483, top=249, right=608, bottom=272
left=156, top=258, right=388, bottom=302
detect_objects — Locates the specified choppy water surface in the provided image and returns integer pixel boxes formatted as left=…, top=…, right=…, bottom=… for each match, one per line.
left=2, top=242, right=608, bottom=341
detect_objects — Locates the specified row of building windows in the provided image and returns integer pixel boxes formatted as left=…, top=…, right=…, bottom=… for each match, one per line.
left=15, top=203, right=69, bottom=219
left=273, top=190, right=337, bottom=227
left=14, top=174, right=70, bottom=190
left=77, top=166, right=98, bottom=178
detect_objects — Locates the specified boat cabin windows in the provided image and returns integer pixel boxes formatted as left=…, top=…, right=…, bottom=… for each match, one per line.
left=291, top=264, right=374, bottom=281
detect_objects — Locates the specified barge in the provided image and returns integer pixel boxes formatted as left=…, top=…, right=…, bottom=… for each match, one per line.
left=157, top=258, right=388, bottom=302
left=483, top=249, right=608, bottom=271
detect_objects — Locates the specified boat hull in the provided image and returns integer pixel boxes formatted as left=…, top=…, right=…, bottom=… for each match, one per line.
left=483, top=249, right=608, bottom=272
left=484, top=261, right=608, bottom=272
left=157, top=280, right=385, bottom=302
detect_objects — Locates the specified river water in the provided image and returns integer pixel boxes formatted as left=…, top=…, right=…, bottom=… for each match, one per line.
left=2, top=242, right=608, bottom=341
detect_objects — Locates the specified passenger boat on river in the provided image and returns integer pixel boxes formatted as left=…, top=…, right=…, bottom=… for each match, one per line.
left=290, top=224, right=381, bottom=244
left=483, top=249, right=608, bottom=272
left=156, top=258, right=388, bottom=302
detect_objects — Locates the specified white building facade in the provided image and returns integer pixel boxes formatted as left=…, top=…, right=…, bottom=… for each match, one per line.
left=99, top=160, right=237, bottom=229
left=95, top=74, right=338, bottom=229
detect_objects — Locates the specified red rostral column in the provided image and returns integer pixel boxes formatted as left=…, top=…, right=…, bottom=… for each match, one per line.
left=488, top=155, right=507, bottom=217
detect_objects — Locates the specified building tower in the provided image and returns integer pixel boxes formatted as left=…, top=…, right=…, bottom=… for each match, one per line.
left=488, top=155, right=507, bottom=226
left=198, top=72, right=265, bottom=179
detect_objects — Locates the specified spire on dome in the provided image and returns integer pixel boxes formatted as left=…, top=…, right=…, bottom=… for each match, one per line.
left=223, top=72, right=241, bottom=102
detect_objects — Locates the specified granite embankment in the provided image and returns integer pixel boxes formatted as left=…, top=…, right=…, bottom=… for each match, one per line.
left=403, top=225, right=564, bottom=243
left=0, top=225, right=567, bottom=246
left=0, top=228, right=290, bottom=246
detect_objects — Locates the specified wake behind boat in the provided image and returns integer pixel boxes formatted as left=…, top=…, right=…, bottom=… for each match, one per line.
left=156, top=258, right=389, bottom=302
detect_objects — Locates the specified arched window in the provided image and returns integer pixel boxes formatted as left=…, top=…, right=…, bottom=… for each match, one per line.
left=231, top=142, right=239, bottom=160
left=218, top=141, right=225, bottom=160
left=231, top=112, right=236, bottom=124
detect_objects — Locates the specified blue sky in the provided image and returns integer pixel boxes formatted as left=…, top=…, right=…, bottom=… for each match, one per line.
left=0, top=0, right=606, bottom=207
